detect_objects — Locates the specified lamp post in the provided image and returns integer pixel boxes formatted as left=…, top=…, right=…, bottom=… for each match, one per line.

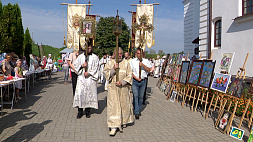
left=113, top=10, right=122, bottom=81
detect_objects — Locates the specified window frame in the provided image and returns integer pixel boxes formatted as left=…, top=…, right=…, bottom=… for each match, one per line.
left=243, top=0, right=253, bottom=15
left=214, top=20, right=222, bottom=47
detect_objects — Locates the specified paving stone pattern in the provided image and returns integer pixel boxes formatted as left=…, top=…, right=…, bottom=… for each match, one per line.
left=0, top=72, right=248, bottom=141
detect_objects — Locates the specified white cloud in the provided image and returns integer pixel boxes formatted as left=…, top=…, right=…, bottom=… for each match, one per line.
left=20, top=5, right=65, bottom=48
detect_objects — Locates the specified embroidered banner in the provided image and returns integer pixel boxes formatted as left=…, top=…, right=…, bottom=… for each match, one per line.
left=132, top=12, right=136, bottom=49
left=136, top=4, right=154, bottom=51
left=67, top=4, right=86, bottom=51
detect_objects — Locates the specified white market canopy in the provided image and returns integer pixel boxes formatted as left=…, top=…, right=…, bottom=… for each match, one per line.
left=59, top=48, right=73, bottom=53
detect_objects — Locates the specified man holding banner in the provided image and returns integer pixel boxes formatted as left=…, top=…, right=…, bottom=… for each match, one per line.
left=130, top=48, right=151, bottom=119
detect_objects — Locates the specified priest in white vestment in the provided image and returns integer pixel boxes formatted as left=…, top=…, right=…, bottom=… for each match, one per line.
left=73, top=45, right=99, bottom=119
left=154, top=56, right=161, bottom=78
left=99, top=53, right=107, bottom=84
left=103, top=47, right=134, bottom=136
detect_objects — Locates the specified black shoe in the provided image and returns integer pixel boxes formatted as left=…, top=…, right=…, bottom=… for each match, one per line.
left=77, top=112, right=83, bottom=119
left=139, top=112, right=142, bottom=116
left=86, top=111, right=91, bottom=118
left=135, top=114, right=140, bottom=120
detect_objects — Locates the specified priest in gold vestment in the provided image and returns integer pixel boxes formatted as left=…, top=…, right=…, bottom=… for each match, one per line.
left=103, top=47, right=134, bottom=136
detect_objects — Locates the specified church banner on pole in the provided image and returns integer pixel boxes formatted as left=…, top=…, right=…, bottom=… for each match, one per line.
left=132, top=12, right=136, bottom=49
left=67, top=4, right=86, bottom=51
left=135, top=4, right=154, bottom=51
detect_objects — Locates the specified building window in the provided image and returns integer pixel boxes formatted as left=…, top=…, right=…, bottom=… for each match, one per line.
left=214, top=20, right=221, bottom=47
left=243, top=0, right=253, bottom=15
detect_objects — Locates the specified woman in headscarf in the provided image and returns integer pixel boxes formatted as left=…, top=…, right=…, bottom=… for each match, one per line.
left=2, top=54, right=12, bottom=76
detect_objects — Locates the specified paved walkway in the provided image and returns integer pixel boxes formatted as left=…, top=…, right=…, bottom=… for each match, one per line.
left=0, top=72, right=248, bottom=141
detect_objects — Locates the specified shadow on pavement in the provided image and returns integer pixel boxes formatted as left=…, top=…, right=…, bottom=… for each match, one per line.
left=0, top=109, right=37, bottom=135
left=2, top=120, right=52, bottom=142
left=93, top=96, right=107, bottom=114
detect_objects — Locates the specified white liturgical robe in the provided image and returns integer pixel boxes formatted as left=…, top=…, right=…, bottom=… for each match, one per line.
left=104, top=59, right=134, bottom=128
left=73, top=53, right=99, bottom=109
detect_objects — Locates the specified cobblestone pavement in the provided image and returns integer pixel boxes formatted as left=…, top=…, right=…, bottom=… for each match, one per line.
left=0, top=72, right=248, bottom=141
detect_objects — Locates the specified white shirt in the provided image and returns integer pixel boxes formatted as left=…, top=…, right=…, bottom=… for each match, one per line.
left=130, top=58, right=152, bottom=79
left=47, top=58, right=53, bottom=68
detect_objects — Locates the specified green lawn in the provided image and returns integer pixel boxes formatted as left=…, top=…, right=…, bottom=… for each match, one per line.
left=32, top=44, right=63, bottom=60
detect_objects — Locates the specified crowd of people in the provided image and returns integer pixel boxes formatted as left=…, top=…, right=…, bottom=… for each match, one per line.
left=65, top=41, right=159, bottom=136
left=0, top=53, right=55, bottom=100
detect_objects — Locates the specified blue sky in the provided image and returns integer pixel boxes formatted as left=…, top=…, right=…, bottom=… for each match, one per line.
left=2, top=0, right=184, bottom=54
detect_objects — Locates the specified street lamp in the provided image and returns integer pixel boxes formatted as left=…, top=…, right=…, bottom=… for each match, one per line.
left=113, top=10, right=122, bottom=81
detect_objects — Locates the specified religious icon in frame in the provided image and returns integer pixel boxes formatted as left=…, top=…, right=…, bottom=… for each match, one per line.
left=216, top=109, right=233, bottom=133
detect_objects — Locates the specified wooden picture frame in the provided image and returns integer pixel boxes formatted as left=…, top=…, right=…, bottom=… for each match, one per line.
left=173, top=66, right=181, bottom=82
left=198, top=60, right=216, bottom=89
left=167, top=65, right=174, bottom=77
left=216, top=109, right=233, bottom=133
left=249, top=79, right=253, bottom=94
left=187, top=60, right=204, bottom=86
left=178, top=61, right=190, bottom=85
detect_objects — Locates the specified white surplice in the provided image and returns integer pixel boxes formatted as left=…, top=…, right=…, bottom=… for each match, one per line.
left=154, top=59, right=161, bottom=77
left=98, top=58, right=107, bottom=83
left=73, top=53, right=99, bottom=109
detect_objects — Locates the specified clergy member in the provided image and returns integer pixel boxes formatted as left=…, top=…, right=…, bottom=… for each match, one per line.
left=104, top=47, right=134, bottom=136
left=99, top=53, right=107, bottom=84
left=154, top=55, right=161, bottom=78
left=73, top=43, right=99, bottom=119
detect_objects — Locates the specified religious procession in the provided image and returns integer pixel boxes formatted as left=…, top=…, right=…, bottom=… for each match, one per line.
left=1, top=0, right=253, bottom=141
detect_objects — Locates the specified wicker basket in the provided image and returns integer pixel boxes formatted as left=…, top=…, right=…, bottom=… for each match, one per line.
left=0, top=75, right=3, bottom=81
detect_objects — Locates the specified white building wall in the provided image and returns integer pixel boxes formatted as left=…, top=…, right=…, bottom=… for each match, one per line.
left=183, top=0, right=200, bottom=59
left=199, top=0, right=209, bottom=59
left=211, top=0, right=253, bottom=77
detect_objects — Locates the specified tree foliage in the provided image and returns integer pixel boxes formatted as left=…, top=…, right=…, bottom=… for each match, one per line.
left=24, top=28, right=32, bottom=64
left=94, top=17, right=130, bottom=57
left=149, top=49, right=156, bottom=54
left=1, top=3, right=24, bottom=57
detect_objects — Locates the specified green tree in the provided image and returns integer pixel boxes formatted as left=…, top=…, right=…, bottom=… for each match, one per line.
left=13, top=4, right=24, bottom=57
left=94, top=17, right=130, bottom=57
left=1, top=3, right=24, bottom=57
left=158, top=50, right=165, bottom=55
left=149, top=49, right=156, bottom=54
left=1, top=3, right=14, bottom=53
left=24, top=28, right=32, bottom=65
